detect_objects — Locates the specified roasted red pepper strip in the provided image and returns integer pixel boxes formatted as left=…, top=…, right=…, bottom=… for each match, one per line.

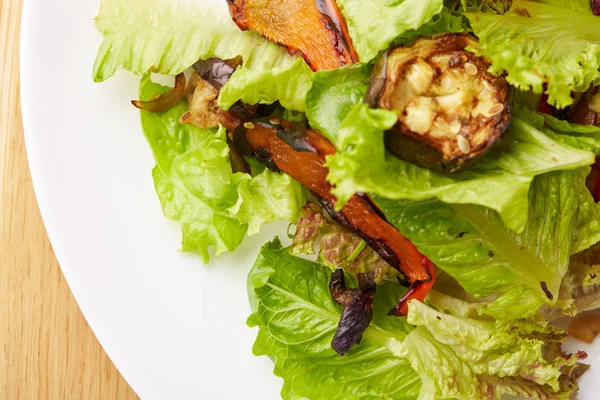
left=227, top=0, right=358, bottom=71
left=233, top=117, right=435, bottom=315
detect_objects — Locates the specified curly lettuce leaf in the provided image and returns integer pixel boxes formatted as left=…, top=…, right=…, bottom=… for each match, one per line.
left=542, top=243, right=600, bottom=319
left=248, top=241, right=585, bottom=399
left=218, top=58, right=313, bottom=112
left=391, top=299, right=584, bottom=399
left=247, top=239, right=422, bottom=400
left=464, top=0, right=600, bottom=108
left=375, top=167, right=597, bottom=319
left=139, top=76, right=304, bottom=262
left=325, top=104, right=595, bottom=233
left=336, top=0, right=444, bottom=62
left=290, top=204, right=398, bottom=283
left=93, top=0, right=296, bottom=82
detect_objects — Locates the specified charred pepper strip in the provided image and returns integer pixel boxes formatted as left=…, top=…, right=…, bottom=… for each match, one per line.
left=329, top=269, right=376, bottom=355
left=227, top=0, right=358, bottom=71
left=367, top=33, right=512, bottom=173
left=132, top=73, right=187, bottom=113
left=233, top=117, right=435, bottom=315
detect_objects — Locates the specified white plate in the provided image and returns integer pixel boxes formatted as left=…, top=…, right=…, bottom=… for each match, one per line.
left=19, top=0, right=600, bottom=399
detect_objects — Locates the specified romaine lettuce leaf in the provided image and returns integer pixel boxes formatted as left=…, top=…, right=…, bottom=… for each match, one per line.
left=336, top=0, right=444, bottom=62
left=305, top=63, right=372, bottom=140
left=325, top=104, right=595, bottom=233
left=375, top=167, right=596, bottom=319
left=248, top=239, right=422, bottom=400
left=139, top=76, right=304, bottom=262
left=93, top=0, right=296, bottom=82
left=218, top=58, right=313, bottom=112
left=542, top=243, right=600, bottom=320
left=533, top=0, right=594, bottom=14
left=463, top=0, right=600, bottom=108
left=392, top=299, right=584, bottom=399
left=248, top=240, right=585, bottom=399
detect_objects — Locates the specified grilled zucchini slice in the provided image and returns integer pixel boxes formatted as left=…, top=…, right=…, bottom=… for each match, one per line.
left=366, top=33, right=512, bottom=173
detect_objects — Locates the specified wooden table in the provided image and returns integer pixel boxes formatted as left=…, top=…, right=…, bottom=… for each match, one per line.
left=0, top=1, right=138, bottom=398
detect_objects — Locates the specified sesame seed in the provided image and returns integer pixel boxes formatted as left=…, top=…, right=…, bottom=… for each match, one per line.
left=244, top=122, right=255, bottom=129
left=450, top=120, right=462, bottom=135
left=464, top=62, right=478, bottom=76
left=482, top=79, right=495, bottom=92
left=486, top=104, right=505, bottom=117
left=457, top=135, right=471, bottom=154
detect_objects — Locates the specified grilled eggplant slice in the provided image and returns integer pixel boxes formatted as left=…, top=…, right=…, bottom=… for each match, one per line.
left=366, top=33, right=512, bottom=173
left=227, top=0, right=358, bottom=71
left=232, top=117, right=435, bottom=315
left=569, top=86, right=600, bottom=127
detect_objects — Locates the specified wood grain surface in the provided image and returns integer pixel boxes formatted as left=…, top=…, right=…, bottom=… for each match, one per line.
left=0, top=1, right=138, bottom=398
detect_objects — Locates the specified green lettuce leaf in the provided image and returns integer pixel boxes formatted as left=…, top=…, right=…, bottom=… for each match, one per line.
left=445, top=0, right=513, bottom=14
left=375, top=167, right=595, bottom=319
left=93, top=0, right=296, bottom=82
left=542, top=243, right=600, bottom=319
left=464, top=0, right=600, bottom=108
left=325, top=104, right=595, bottom=233
left=541, top=113, right=600, bottom=154
left=305, top=63, right=372, bottom=140
left=390, top=299, right=584, bottom=399
left=248, top=240, right=585, bottom=399
left=248, top=239, right=422, bottom=400
left=514, top=108, right=600, bottom=254
left=218, top=58, right=313, bottom=112
left=140, top=76, right=304, bottom=262
left=532, top=0, right=594, bottom=14
left=336, top=0, right=444, bottom=62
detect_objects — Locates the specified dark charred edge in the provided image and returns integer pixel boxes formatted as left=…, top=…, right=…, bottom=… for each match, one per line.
left=329, top=269, right=376, bottom=355
left=314, top=0, right=359, bottom=63
left=227, top=139, right=250, bottom=174
left=540, top=281, right=554, bottom=301
left=192, top=57, right=243, bottom=91
left=387, top=262, right=434, bottom=317
left=364, top=51, right=388, bottom=108
left=232, top=123, right=280, bottom=173
left=315, top=196, right=402, bottom=273
left=276, top=123, right=318, bottom=153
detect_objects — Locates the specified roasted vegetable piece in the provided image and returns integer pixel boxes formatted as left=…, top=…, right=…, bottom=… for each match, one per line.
left=233, top=117, right=435, bottom=315
left=366, top=33, right=512, bottom=173
left=180, top=73, right=242, bottom=131
left=569, top=86, right=600, bottom=127
left=329, top=269, right=376, bottom=355
left=132, top=73, right=186, bottom=113
left=227, top=0, right=358, bottom=70
left=192, top=56, right=243, bottom=91
left=592, top=0, right=600, bottom=16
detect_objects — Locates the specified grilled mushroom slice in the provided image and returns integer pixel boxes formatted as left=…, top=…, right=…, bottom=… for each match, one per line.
left=366, top=33, right=512, bottom=173
left=232, top=117, right=435, bottom=315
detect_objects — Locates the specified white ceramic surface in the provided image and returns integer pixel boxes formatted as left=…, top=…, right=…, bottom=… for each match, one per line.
left=19, top=0, right=600, bottom=399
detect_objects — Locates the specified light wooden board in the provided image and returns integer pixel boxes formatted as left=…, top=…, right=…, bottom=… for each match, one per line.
left=0, top=1, right=138, bottom=398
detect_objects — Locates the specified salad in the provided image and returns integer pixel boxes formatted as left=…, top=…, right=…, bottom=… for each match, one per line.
left=93, top=0, right=600, bottom=398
